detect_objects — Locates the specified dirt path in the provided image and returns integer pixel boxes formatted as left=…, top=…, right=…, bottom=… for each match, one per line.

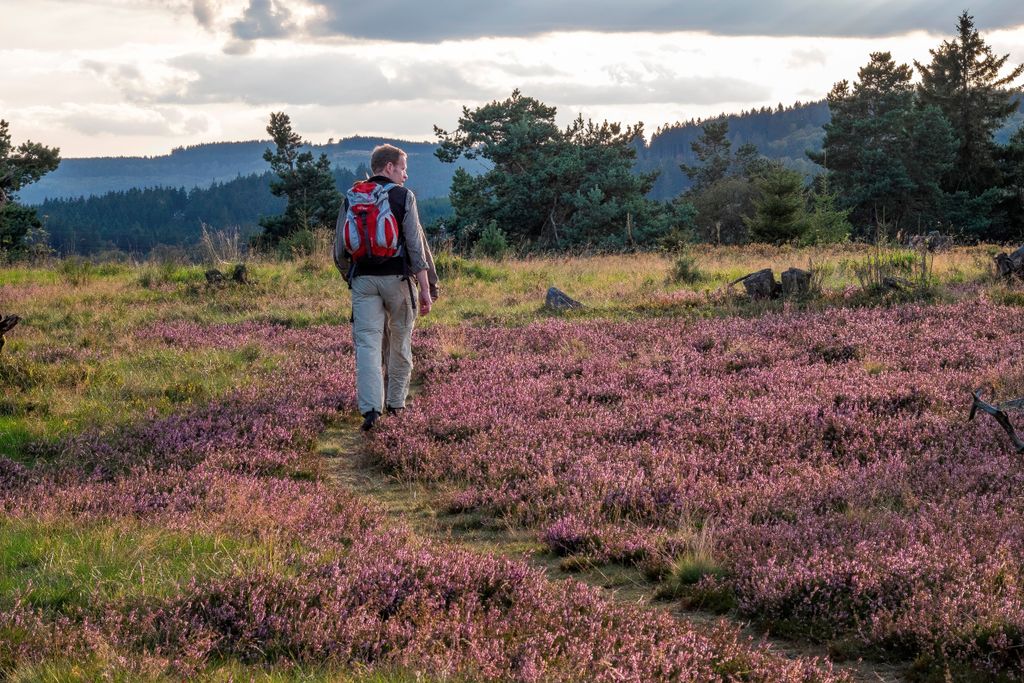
left=317, top=417, right=906, bottom=683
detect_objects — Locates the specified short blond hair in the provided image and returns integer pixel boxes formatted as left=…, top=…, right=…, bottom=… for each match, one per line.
left=370, top=144, right=406, bottom=174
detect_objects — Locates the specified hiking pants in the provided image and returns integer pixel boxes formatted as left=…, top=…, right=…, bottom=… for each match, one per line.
left=351, top=274, right=416, bottom=415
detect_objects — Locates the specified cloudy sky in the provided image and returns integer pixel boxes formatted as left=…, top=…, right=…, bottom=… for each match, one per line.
left=4, top=0, right=1024, bottom=158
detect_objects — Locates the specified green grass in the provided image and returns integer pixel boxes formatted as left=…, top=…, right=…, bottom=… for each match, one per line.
left=0, top=518, right=290, bottom=615
left=7, top=659, right=452, bottom=682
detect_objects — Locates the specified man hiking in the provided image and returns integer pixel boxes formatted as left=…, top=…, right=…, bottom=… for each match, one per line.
left=335, top=144, right=438, bottom=431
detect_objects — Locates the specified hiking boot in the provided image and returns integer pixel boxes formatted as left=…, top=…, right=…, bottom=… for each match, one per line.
left=385, top=406, right=404, bottom=416
left=360, top=410, right=380, bottom=432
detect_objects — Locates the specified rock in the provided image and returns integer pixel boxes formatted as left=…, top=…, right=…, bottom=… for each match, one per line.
left=881, top=276, right=911, bottom=291
left=546, top=287, right=584, bottom=311
left=733, top=268, right=780, bottom=300
left=781, top=267, right=811, bottom=297
left=995, top=245, right=1024, bottom=279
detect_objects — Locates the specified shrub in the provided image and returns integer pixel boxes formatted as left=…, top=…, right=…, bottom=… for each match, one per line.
left=472, top=221, right=509, bottom=260
left=668, top=253, right=703, bottom=284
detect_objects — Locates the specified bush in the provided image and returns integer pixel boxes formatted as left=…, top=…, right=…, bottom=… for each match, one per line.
left=56, top=257, right=94, bottom=286
left=473, top=221, right=509, bottom=260
left=277, top=229, right=315, bottom=259
left=668, top=253, right=703, bottom=284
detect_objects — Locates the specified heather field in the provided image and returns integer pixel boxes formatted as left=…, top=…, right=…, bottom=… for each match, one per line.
left=1, top=246, right=1022, bottom=681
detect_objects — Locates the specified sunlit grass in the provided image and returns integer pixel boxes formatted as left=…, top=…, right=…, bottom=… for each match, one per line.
left=0, top=518, right=291, bottom=615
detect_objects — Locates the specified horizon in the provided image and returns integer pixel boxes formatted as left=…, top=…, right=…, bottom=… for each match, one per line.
left=4, top=1, right=1024, bottom=158
left=57, top=98, right=833, bottom=160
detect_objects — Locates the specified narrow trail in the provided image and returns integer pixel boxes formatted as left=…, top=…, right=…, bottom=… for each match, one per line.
left=317, top=417, right=906, bottom=683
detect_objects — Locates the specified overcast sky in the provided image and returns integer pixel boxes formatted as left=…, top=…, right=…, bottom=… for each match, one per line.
left=3, top=0, right=1024, bottom=158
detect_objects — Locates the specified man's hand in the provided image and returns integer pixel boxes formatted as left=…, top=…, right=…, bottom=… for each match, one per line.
left=418, top=287, right=432, bottom=316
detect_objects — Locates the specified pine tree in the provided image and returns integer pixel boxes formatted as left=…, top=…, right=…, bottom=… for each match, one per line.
left=258, top=112, right=341, bottom=246
left=435, top=91, right=664, bottom=250
left=916, top=12, right=1024, bottom=195
left=811, top=52, right=957, bottom=237
left=745, top=165, right=809, bottom=244
left=0, top=120, right=60, bottom=255
left=681, top=120, right=732, bottom=192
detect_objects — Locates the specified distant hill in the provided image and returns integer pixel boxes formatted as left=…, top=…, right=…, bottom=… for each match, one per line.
left=26, top=101, right=1024, bottom=206
left=641, top=100, right=832, bottom=199
left=20, top=136, right=477, bottom=204
left=36, top=167, right=455, bottom=255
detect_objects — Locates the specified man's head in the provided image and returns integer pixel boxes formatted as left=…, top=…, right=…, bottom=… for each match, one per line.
left=370, top=144, right=408, bottom=185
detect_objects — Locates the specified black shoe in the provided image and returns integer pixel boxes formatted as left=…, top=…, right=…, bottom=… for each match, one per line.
left=385, top=406, right=404, bottom=416
left=360, top=410, right=380, bottom=431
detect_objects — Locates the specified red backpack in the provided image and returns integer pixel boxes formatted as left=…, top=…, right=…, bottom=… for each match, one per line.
left=341, top=181, right=400, bottom=262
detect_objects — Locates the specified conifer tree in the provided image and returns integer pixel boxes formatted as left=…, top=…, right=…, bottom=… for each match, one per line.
left=258, top=112, right=341, bottom=245
left=812, top=52, right=957, bottom=237
left=916, top=11, right=1024, bottom=195
left=0, top=120, right=60, bottom=254
left=436, top=91, right=669, bottom=250
left=745, top=165, right=809, bottom=244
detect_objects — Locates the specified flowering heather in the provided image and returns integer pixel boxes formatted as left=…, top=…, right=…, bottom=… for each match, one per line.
left=370, top=301, right=1024, bottom=675
left=0, top=319, right=843, bottom=681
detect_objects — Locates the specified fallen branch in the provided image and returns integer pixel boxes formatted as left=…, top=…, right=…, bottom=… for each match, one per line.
left=969, top=388, right=1024, bottom=452
left=0, top=314, right=20, bottom=354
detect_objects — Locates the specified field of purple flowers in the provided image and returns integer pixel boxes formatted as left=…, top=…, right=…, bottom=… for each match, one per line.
left=369, top=300, right=1024, bottom=679
left=0, top=315, right=843, bottom=680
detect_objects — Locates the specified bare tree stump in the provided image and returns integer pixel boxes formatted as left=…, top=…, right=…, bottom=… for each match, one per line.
left=230, top=263, right=249, bottom=284
left=781, top=267, right=812, bottom=297
left=0, top=315, right=20, bottom=354
left=732, top=269, right=780, bottom=299
left=546, top=287, right=584, bottom=311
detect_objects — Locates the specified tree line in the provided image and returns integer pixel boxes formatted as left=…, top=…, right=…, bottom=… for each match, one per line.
left=1, top=10, right=1021, bottom=260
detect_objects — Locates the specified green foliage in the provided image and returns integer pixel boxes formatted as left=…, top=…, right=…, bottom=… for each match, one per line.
left=916, top=12, right=1024, bottom=197
left=997, top=125, right=1024, bottom=240
left=277, top=228, right=316, bottom=259
left=0, top=203, right=42, bottom=255
left=801, top=178, right=852, bottom=246
left=432, top=250, right=506, bottom=282
left=436, top=90, right=662, bottom=251
left=668, top=253, right=703, bottom=284
left=813, top=52, right=958, bottom=237
left=680, top=120, right=732, bottom=192
left=681, top=121, right=771, bottom=244
left=259, top=112, right=342, bottom=246
left=847, top=246, right=918, bottom=290
left=745, top=165, right=809, bottom=244
left=0, top=519, right=280, bottom=615
left=473, top=221, right=510, bottom=259
left=56, top=256, right=95, bottom=286
left=0, top=119, right=60, bottom=212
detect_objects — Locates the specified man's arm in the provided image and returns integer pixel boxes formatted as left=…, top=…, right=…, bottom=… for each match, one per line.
left=401, top=190, right=432, bottom=315
left=333, top=198, right=350, bottom=277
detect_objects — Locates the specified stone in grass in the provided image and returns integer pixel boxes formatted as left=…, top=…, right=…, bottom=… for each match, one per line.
left=546, top=287, right=584, bottom=311
left=994, top=245, right=1024, bottom=280
left=781, top=267, right=811, bottom=297
left=732, top=268, right=780, bottom=300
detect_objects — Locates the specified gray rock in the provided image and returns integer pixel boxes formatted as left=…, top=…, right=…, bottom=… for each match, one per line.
left=733, top=268, right=780, bottom=299
left=781, top=267, right=812, bottom=297
left=546, top=287, right=583, bottom=311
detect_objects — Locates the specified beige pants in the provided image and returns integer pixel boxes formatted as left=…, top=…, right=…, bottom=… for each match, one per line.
left=351, top=274, right=416, bottom=415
